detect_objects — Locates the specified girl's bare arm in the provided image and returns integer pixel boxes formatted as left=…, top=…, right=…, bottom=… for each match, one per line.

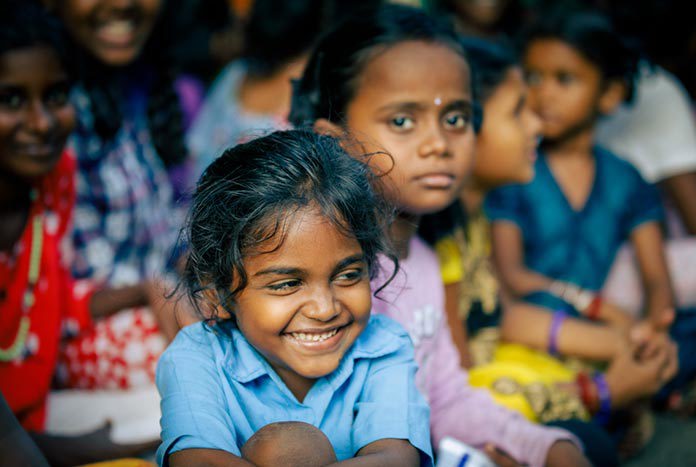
left=490, top=221, right=554, bottom=297
left=630, top=222, right=675, bottom=324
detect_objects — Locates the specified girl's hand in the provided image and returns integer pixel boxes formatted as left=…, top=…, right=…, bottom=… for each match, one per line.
left=630, top=308, right=675, bottom=360
left=598, top=301, right=635, bottom=331
left=605, top=339, right=678, bottom=408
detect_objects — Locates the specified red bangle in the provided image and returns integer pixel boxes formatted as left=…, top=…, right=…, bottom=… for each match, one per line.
left=576, top=371, right=596, bottom=411
left=585, top=295, right=602, bottom=321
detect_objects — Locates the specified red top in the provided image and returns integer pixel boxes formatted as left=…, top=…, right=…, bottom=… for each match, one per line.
left=0, top=151, right=93, bottom=432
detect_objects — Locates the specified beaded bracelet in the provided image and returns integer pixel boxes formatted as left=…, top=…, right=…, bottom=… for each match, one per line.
left=593, top=373, right=612, bottom=425
left=548, top=310, right=566, bottom=356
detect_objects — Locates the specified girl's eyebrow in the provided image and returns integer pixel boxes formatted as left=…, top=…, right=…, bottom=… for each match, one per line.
left=377, top=99, right=472, bottom=113
left=253, top=253, right=365, bottom=277
left=254, top=266, right=304, bottom=277
left=332, top=253, right=367, bottom=274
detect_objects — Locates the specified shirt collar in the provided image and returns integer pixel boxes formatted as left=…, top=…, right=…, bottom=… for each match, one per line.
left=223, top=314, right=405, bottom=385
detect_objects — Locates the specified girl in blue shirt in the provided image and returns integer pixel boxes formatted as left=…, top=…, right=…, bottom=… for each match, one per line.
left=485, top=9, right=681, bottom=423
left=156, top=129, right=431, bottom=466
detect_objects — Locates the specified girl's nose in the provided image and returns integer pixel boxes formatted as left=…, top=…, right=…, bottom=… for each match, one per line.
left=418, top=124, right=448, bottom=158
left=302, top=288, right=340, bottom=322
left=25, top=101, right=54, bottom=134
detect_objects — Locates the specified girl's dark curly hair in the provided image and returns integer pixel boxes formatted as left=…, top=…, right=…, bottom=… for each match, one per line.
left=289, top=3, right=481, bottom=130
left=0, top=0, right=69, bottom=68
left=182, top=129, right=396, bottom=320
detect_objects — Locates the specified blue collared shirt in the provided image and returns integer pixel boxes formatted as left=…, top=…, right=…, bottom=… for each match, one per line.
left=156, top=314, right=432, bottom=466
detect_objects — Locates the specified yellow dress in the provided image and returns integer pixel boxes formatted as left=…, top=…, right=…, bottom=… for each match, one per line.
left=435, top=211, right=589, bottom=423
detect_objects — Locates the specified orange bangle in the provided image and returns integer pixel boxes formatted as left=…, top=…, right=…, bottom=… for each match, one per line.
left=586, top=295, right=602, bottom=321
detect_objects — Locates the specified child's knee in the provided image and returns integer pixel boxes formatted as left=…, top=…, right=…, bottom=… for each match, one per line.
left=241, top=421, right=337, bottom=467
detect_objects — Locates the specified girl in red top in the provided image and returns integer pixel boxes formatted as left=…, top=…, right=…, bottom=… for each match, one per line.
left=0, top=1, right=166, bottom=437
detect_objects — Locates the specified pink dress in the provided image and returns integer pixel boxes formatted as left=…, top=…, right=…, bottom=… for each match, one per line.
left=371, top=236, right=579, bottom=467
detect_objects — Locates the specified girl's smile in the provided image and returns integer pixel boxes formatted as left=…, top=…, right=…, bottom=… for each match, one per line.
left=232, top=206, right=372, bottom=399
left=53, top=0, right=162, bottom=66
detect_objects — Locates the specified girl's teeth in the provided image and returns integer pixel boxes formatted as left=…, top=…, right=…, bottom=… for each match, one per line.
left=291, top=329, right=338, bottom=342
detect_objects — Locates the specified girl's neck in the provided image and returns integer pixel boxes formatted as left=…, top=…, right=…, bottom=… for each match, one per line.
left=0, top=173, right=30, bottom=207
left=390, top=213, right=420, bottom=259
left=460, top=179, right=488, bottom=214
left=543, top=126, right=595, bottom=161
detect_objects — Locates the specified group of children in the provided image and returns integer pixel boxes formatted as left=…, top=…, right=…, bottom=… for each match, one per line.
left=2, top=1, right=695, bottom=466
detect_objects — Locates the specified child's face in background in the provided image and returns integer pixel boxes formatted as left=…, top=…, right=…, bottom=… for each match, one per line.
left=53, top=0, right=162, bottom=66
left=0, top=46, right=74, bottom=180
left=523, top=39, right=604, bottom=143
left=232, top=207, right=371, bottom=398
left=344, top=40, right=475, bottom=216
left=472, top=67, right=542, bottom=186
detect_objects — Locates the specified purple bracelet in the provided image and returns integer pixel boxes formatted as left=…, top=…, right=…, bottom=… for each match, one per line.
left=593, top=373, right=612, bottom=425
left=548, top=310, right=566, bottom=356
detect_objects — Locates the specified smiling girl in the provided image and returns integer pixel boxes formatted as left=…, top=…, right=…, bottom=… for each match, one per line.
left=156, top=129, right=431, bottom=467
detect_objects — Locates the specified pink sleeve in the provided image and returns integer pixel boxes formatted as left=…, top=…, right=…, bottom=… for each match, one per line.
left=427, top=315, right=581, bottom=467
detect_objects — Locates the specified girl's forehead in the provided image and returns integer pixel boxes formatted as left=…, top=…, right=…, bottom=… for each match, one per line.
left=351, top=41, right=472, bottom=108
left=0, top=46, right=67, bottom=81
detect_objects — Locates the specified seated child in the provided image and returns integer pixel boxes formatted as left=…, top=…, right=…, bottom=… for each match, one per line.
left=156, top=129, right=431, bottom=466
left=0, top=2, right=173, bottom=462
left=290, top=5, right=589, bottom=467
left=484, top=8, right=684, bottom=448
left=187, top=0, right=325, bottom=180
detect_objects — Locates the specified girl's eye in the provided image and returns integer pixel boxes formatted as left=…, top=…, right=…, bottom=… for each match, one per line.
left=45, top=84, right=70, bottom=108
left=267, top=279, right=301, bottom=292
left=557, top=72, right=575, bottom=85
left=334, top=268, right=365, bottom=285
left=389, top=115, right=415, bottom=131
left=0, top=91, right=24, bottom=110
left=443, top=111, right=470, bottom=130
left=525, top=71, right=541, bottom=86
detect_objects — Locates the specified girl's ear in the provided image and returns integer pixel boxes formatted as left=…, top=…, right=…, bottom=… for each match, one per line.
left=313, top=118, right=343, bottom=136
left=200, top=288, right=233, bottom=320
left=598, top=80, right=626, bottom=115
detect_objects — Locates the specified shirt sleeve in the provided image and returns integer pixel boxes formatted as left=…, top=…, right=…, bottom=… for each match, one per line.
left=352, top=333, right=433, bottom=467
left=427, top=310, right=581, bottom=467
left=484, top=184, right=526, bottom=228
left=156, top=334, right=241, bottom=466
left=622, top=163, right=664, bottom=235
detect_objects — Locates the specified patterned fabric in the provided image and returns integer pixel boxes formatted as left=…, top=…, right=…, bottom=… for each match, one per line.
left=436, top=210, right=499, bottom=319
left=68, top=85, right=181, bottom=286
left=57, top=83, right=178, bottom=390
left=0, top=151, right=93, bottom=431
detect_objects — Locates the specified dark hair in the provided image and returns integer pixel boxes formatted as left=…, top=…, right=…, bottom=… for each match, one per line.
left=243, top=0, right=327, bottom=77
left=461, top=37, right=518, bottom=105
left=0, top=0, right=70, bottom=70
left=65, top=2, right=186, bottom=167
left=289, top=3, right=476, bottom=128
left=182, top=129, right=396, bottom=320
left=522, top=7, right=640, bottom=103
